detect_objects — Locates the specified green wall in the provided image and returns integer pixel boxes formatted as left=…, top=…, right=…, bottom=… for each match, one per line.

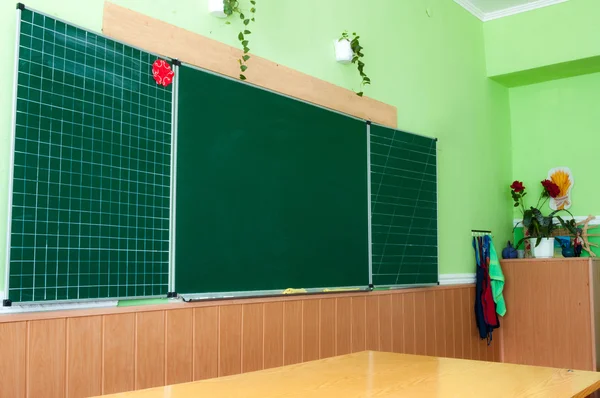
left=510, top=71, right=600, bottom=218
left=0, top=0, right=513, bottom=295
left=484, top=0, right=600, bottom=78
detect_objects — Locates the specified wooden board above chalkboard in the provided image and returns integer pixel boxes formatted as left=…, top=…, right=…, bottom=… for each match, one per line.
left=101, top=2, right=398, bottom=128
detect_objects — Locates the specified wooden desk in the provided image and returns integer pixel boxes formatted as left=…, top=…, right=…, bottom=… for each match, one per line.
left=96, top=351, right=600, bottom=398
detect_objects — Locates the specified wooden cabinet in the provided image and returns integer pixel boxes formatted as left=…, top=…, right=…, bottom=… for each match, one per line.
left=499, top=258, right=600, bottom=371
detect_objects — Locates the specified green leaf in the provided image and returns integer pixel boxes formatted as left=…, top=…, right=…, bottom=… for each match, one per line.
left=238, top=32, right=244, bottom=40
left=242, top=40, right=249, bottom=46
left=251, top=17, right=255, bottom=21
left=244, top=47, right=250, bottom=53
left=250, top=7, right=256, bottom=13
left=244, top=30, right=251, bottom=34
left=357, top=92, right=364, bottom=97
left=240, top=74, right=247, bottom=80
left=523, top=209, right=533, bottom=228
left=240, top=13, right=245, bottom=19
left=225, top=21, right=231, bottom=25
left=242, top=55, right=250, bottom=61
left=251, top=0, right=256, bottom=4
left=240, top=65, right=248, bottom=72
left=244, top=19, right=250, bottom=25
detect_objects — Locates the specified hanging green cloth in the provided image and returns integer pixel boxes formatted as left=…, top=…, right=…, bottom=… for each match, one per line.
left=487, top=236, right=506, bottom=316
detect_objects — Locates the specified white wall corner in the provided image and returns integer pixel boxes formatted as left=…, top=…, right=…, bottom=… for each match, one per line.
left=453, top=0, right=486, bottom=21
left=439, top=273, right=476, bottom=285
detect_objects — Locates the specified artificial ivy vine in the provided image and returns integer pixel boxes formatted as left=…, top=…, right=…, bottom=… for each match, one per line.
left=223, top=0, right=256, bottom=80
left=340, top=31, right=371, bottom=96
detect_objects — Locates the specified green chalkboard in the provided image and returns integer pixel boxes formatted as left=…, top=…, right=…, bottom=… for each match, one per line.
left=8, top=7, right=172, bottom=302
left=175, top=65, right=369, bottom=295
left=370, top=124, right=438, bottom=286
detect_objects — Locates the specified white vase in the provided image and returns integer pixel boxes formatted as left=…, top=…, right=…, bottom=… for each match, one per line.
left=529, top=237, right=555, bottom=258
left=208, top=0, right=227, bottom=18
left=334, top=39, right=353, bottom=64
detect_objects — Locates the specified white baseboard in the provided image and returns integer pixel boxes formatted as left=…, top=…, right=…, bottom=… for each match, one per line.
left=439, top=273, right=476, bottom=285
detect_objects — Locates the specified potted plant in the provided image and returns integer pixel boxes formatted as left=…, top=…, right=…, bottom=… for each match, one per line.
left=336, top=31, right=371, bottom=97
left=511, top=179, right=577, bottom=258
left=208, top=0, right=256, bottom=80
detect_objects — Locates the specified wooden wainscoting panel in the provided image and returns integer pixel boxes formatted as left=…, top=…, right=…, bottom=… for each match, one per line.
left=460, top=287, right=473, bottom=360
left=570, top=260, right=594, bottom=370
left=302, top=300, right=320, bottom=362
left=319, top=299, right=336, bottom=359
left=242, top=303, right=264, bottom=373
left=103, top=313, right=135, bottom=394
left=443, top=290, right=456, bottom=358
left=135, top=311, right=165, bottom=389
left=379, top=295, right=392, bottom=352
left=532, top=261, right=553, bottom=367
left=219, top=305, right=243, bottom=376
left=0, top=285, right=490, bottom=397
left=284, top=301, right=303, bottom=365
left=403, top=293, right=416, bottom=355
left=452, top=289, right=464, bottom=359
left=518, top=261, right=535, bottom=365
left=351, top=297, right=366, bottom=353
left=468, top=287, right=481, bottom=361
left=432, top=290, right=446, bottom=357
left=102, top=3, right=398, bottom=129
left=193, top=307, right=219, bottom=380
left=414, top=292, right=427, bottom=356
left=0, top=322, right=26, bottom=398
left=391, top=294, right=404, bottom=353
left=28, top=319, right=66, bottom=398
left=336, top=297, right=352, bottom=356
left=66, top=316, right=102, bottom=398
left=263, top=302, right=284, bottom=369
left=500, top=261, right=514, bottom=363
left=365, top=296, right=379, bottom=351
left=500, top=259, right=595, bottom=370
left=551, top=262, right=571, bottom=368
left=166, top=309, right=193, bottom=385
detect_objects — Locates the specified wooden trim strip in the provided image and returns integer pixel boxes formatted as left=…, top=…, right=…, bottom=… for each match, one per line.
left=101, top=2, right=397, bottom=128
left=0, top=285, right=470, bottom=323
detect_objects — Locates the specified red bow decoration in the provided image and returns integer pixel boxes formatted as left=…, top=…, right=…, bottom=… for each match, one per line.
left=152, top=59, right=174, bottom=87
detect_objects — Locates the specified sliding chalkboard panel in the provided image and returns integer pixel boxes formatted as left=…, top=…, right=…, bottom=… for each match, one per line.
left=175, top=65, right=369, bottom=296
left=7, top=7, right=172, bottom=302
left=370, top=124, right=437, bottom=286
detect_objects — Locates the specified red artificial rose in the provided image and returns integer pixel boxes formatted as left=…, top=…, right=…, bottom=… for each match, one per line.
left=541, top=179, right=560, bottom=198
left=510, top=180, right=525, bottom=193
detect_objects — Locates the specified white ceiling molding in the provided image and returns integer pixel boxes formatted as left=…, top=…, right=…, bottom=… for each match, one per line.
left=454, top=0, right=569, bottom=22
left=454, top=0, right=486, bottom=20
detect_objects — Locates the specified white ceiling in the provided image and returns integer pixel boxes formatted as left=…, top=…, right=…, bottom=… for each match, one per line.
left=454, top=0, right=569, bottom=21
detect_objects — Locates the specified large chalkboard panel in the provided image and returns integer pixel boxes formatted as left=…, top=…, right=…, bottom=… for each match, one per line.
left=7, top=7, right=172, bottom=302
left=175, top=65, right=369, bottom=295
left=370, top=124, right=438, bottom=286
